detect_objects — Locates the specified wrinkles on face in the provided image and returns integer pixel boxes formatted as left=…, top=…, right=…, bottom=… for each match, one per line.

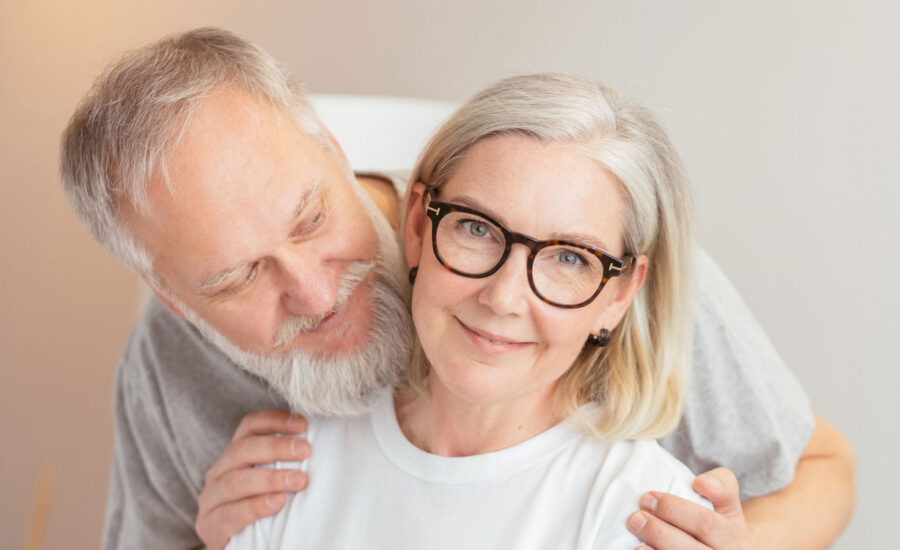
left=272, top=259, right=375, bottom=349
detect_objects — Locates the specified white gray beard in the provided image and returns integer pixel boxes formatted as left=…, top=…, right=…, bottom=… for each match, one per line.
left=183, top=229, right=414, bottom=417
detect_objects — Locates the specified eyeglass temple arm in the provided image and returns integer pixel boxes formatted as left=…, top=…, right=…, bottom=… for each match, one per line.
left=607, top=255, right=635, bottom=275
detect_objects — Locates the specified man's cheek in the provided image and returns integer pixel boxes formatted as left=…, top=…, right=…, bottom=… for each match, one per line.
left=216, top=313, right=270, bottom=352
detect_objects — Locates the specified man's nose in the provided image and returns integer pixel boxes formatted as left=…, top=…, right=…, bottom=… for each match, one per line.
left=477, top=246, right=531, bottom=316
left=275, top=247, right=341, bottom=316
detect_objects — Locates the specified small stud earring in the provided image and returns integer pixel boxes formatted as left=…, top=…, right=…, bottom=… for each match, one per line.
left=587, top=328, right=610, bottom=347
left=408, top=267, right=418, bottom=284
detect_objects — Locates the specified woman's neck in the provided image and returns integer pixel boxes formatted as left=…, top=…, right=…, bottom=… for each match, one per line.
left=394, top=377, right=566, bottom=457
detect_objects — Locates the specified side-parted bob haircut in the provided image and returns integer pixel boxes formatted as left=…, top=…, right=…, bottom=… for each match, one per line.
left=59, top=27, right=328, bottom=284
left=402, top=73, right=694, bottom=440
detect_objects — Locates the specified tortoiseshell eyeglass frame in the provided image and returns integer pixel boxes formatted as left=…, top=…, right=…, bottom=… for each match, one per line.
left=422, top=191, right=634, bottom=309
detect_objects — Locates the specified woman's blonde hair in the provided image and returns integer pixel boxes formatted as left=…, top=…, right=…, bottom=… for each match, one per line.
left=402, top=73, right=694, bottom=439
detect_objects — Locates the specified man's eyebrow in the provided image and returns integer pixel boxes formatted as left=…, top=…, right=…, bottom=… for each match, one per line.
left=196, top=180, right=323, bottom=296
left=449, top=194, right=611, bottom=252
left=197, top=264, right=248, bottom=296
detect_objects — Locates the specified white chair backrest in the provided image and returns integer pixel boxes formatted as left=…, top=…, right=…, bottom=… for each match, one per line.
left=309, top=94, right=459, bottom=173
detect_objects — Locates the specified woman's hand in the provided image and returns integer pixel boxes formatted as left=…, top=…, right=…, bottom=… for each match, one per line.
left=627, top=468, right=753, bottom=550
left=195, top=410, right=311, bottom=550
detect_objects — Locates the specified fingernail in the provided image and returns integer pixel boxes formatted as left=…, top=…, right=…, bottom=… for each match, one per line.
left=287, top=414, right=303, bottom=429
left=628, top=511, right=647, bottom=532
left=290, top=438, right=303, bottom=456
left=701, top=475, right=723, bottom=491
left=285, top=471, right=301, bottom=488
left=291, top=438, right=311, bottom=457
left=639, top=493, right=658, bottom=512
left=264, top=493, right=283, bottom=509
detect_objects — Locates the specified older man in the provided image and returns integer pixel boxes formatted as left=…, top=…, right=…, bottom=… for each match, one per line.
left=61, top=28, right=854, bottom=550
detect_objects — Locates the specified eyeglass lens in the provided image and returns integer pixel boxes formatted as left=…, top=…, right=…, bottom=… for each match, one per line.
left=434, top=210, right=607, bottom=306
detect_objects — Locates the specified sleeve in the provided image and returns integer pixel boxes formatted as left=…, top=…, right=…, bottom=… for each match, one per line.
left=658, top=248, right=816, bottom=499
left=102, top=325, right=203, bottom=550
left=586, top=441, right=711, bottom=550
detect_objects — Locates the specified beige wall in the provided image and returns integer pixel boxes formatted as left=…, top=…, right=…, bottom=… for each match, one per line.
left=2, top=1, right=897, bottom=548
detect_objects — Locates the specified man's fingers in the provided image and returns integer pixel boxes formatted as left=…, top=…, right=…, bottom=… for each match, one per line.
left=205, top=435, right=311, bottom=483
left=231, top=409, right=307, bottom=442
left=195, top=410, right=308, bottom=550
left=639, top=492, right=733, bottom=548
left=628, top=510, right=712, bottom=550
left=199, top=467, right=308, bottom=512
left=691, top=467, right=742, bottom=518
left=196, top=493, right=287, bottom=550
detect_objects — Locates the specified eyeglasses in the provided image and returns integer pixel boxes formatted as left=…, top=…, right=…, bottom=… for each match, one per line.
left=423, top=193, right=634, bottom=308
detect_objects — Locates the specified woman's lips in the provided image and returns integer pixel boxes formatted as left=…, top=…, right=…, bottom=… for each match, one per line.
left=456, top=317, right=533, bottom=354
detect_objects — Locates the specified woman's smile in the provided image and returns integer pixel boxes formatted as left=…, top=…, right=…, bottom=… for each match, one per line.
left=455, top=316, right=534, bottom=354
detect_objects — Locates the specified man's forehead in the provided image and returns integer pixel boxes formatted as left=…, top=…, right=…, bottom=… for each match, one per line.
left=170, top=177, right=326, bottom=269
left=142, top=165, right=334, bottom=293
left=130, top=89, right=353, bottom=288
left=145, top=95, right=331, bottom=219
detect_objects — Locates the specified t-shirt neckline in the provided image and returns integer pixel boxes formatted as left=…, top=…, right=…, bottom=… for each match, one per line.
left=371, top=388, right=602, bottom=484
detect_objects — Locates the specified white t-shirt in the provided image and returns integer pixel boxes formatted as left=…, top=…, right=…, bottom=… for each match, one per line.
left=227, top=389, right=709, bottom=550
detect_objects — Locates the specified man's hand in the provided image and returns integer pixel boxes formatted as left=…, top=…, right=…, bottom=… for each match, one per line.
left=195, top=410, right=311, bottom=550
left=627, top=468, right=753, bottom=550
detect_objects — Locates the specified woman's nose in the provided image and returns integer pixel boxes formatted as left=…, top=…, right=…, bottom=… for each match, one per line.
left=477, top=246, right=531, bottom=316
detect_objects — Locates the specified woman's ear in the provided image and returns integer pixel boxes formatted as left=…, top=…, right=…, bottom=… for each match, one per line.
left=404, top=182, right=429, bottom=269
left=591, top=254, right=649, bottom=334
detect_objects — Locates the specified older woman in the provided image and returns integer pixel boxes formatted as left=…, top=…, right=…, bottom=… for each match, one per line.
left=228, top=73, right=706, bottom=549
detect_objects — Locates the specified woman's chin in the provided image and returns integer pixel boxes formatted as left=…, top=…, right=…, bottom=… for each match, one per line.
left=430, top=365, right=523, bottom=406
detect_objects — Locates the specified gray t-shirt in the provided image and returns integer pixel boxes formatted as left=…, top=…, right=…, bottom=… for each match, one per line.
left=102, top=249, right=814, bottom=550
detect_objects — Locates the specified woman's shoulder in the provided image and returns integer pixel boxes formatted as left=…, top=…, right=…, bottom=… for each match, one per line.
left=556, top=424, right=708, bottom=509
left=600, top=439, right=707, bottom=501
left=563, top=412, right=699, bottom=496
left=576, top=439, right=710, bottom=549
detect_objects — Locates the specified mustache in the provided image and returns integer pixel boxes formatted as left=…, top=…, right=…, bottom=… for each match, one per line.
left=272, top=260, right=375, bottom=349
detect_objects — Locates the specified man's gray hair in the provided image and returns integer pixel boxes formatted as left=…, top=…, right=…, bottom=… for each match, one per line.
left=59, top=27, right=327, bottom=282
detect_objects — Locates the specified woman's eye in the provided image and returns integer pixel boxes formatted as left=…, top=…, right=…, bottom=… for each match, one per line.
left=463, top=220, right=489, bottom=237
left=557, top=251, right=586, bottom=266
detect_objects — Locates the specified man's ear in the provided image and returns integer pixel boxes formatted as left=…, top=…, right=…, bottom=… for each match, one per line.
left=151, top=287, right=185, bottom=319
left=404, top=182, right=429, bottom=269
left=591, top=255, right=649, bottom=334
left=324, top=129, right=349, bottom=165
